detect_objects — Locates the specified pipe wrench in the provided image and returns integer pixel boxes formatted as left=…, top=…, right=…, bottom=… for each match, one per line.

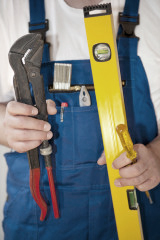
left=8, top=33, right=59, bottom=221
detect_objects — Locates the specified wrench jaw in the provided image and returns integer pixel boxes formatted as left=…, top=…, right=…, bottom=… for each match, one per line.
left=9, top=33, right=42, bottom=56
left=9, top=52, right=32, bottom=105
left=25, top=43, right=44, bottom=68
left=20, top=35, right=48, bottom=122
left=24, top=58, right=48, bottom=122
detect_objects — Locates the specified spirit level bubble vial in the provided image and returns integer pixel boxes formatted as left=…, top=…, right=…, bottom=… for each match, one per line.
left=93, top=43, right=111, bottom=62
left=83, top=4, right=144, bottom=240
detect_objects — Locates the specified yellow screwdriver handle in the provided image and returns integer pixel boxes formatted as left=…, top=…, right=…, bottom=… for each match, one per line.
left=116, top=124, right=153, bottom=204
left=116, top=124, right=137, bottom=161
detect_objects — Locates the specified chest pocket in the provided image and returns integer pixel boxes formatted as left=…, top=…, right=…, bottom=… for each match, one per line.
left=45, top=62, right=104, bottom=170
left=49, top=93, right=103, bottom=169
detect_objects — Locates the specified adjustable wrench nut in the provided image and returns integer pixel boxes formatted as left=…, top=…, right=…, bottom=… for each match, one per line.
left=40, top=144, right=52, bottom=156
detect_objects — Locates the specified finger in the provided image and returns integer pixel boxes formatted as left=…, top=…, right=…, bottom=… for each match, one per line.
left=136, top=178, right=159, bottom=191
left=46, top=99, right=57, bottom=115
left=9, top=129, right=53, bottom=141
left=7, top=101, right=38, bottom=116
left=119, top=160, right=147, bottom=178
left=8, top=115, right=51, bottom=131
left=97, top=151, right=106, bottom=165
left=112, top=151, right=132, bottom=169
left=114, top=169, right=149, bottom=187
left=11, top=140, right=42, bottom=153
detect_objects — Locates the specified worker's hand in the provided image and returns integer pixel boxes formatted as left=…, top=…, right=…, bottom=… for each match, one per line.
left=97, top=144, right=160, bottom=191
left=3, top=99, right=57, bottom=153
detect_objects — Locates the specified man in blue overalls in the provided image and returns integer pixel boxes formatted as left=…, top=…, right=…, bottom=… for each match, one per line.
left=0, top=0, right=160, bottom=239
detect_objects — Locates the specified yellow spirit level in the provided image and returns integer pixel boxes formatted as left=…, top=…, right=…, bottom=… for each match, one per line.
left=84, top=4, right=143, bottom=240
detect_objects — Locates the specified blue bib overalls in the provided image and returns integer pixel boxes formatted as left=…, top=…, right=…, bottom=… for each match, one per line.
left=3, top=0, right=160, bottom=239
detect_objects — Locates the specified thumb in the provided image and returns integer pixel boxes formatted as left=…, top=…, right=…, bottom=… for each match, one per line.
left=46, top=99, right=57, bottom=115
left=97, top=151, right=106, bottom=165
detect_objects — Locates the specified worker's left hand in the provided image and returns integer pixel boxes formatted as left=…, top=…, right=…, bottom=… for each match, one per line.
left=97, top=144, right=160, bottom=191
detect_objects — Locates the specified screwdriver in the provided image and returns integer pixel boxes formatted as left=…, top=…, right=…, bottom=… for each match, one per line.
left=60, top=102, right=68, bottom=122
left=116, top=124, right=153, bottom=204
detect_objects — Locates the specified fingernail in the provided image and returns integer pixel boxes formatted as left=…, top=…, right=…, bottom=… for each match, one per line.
left=44, top=123, right=51, bottom=131
left=114, top=179, right=121, bottom=187
left=49, top=101, right=56, bottom=107
left=32, top=108, right=38, bottom=115
left=47, top=131, right=53, bottom=139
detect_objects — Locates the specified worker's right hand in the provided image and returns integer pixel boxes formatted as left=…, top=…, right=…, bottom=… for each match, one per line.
left=3, top=100, right=57, bottom=153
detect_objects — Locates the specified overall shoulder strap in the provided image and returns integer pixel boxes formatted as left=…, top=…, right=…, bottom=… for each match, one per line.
left=123, top=0, right=139, bottom=16
left=29, top=0, right=50, bottom=62
left=29, top=0, right=48, bottom=39
left=117, top=0, right=140, bottom=38
left=117, top=0, right=140, bottom=58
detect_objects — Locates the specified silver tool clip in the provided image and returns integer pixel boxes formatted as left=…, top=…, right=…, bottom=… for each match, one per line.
left=53, top=63, right=72, bottom=90
left=79, top=85, right=91, bottom=107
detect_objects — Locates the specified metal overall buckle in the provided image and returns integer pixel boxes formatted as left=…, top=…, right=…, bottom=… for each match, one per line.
left=119, top=13, right=139, bottom=38
left=29, top=19, right=49, bottom=41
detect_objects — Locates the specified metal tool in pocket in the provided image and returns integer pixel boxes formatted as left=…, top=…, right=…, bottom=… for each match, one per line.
left=60, top=102, right=68, bottom=122
left=53, top=63, right=72, bottom=90
left=79, top=85, right=91, bottom=107
left=49, top=63, right=95, bottom=93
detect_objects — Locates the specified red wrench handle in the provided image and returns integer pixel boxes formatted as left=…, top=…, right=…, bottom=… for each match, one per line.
left=30, top=168, right=47, bottom=221
left=46, top=167, right=60, bottom=218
